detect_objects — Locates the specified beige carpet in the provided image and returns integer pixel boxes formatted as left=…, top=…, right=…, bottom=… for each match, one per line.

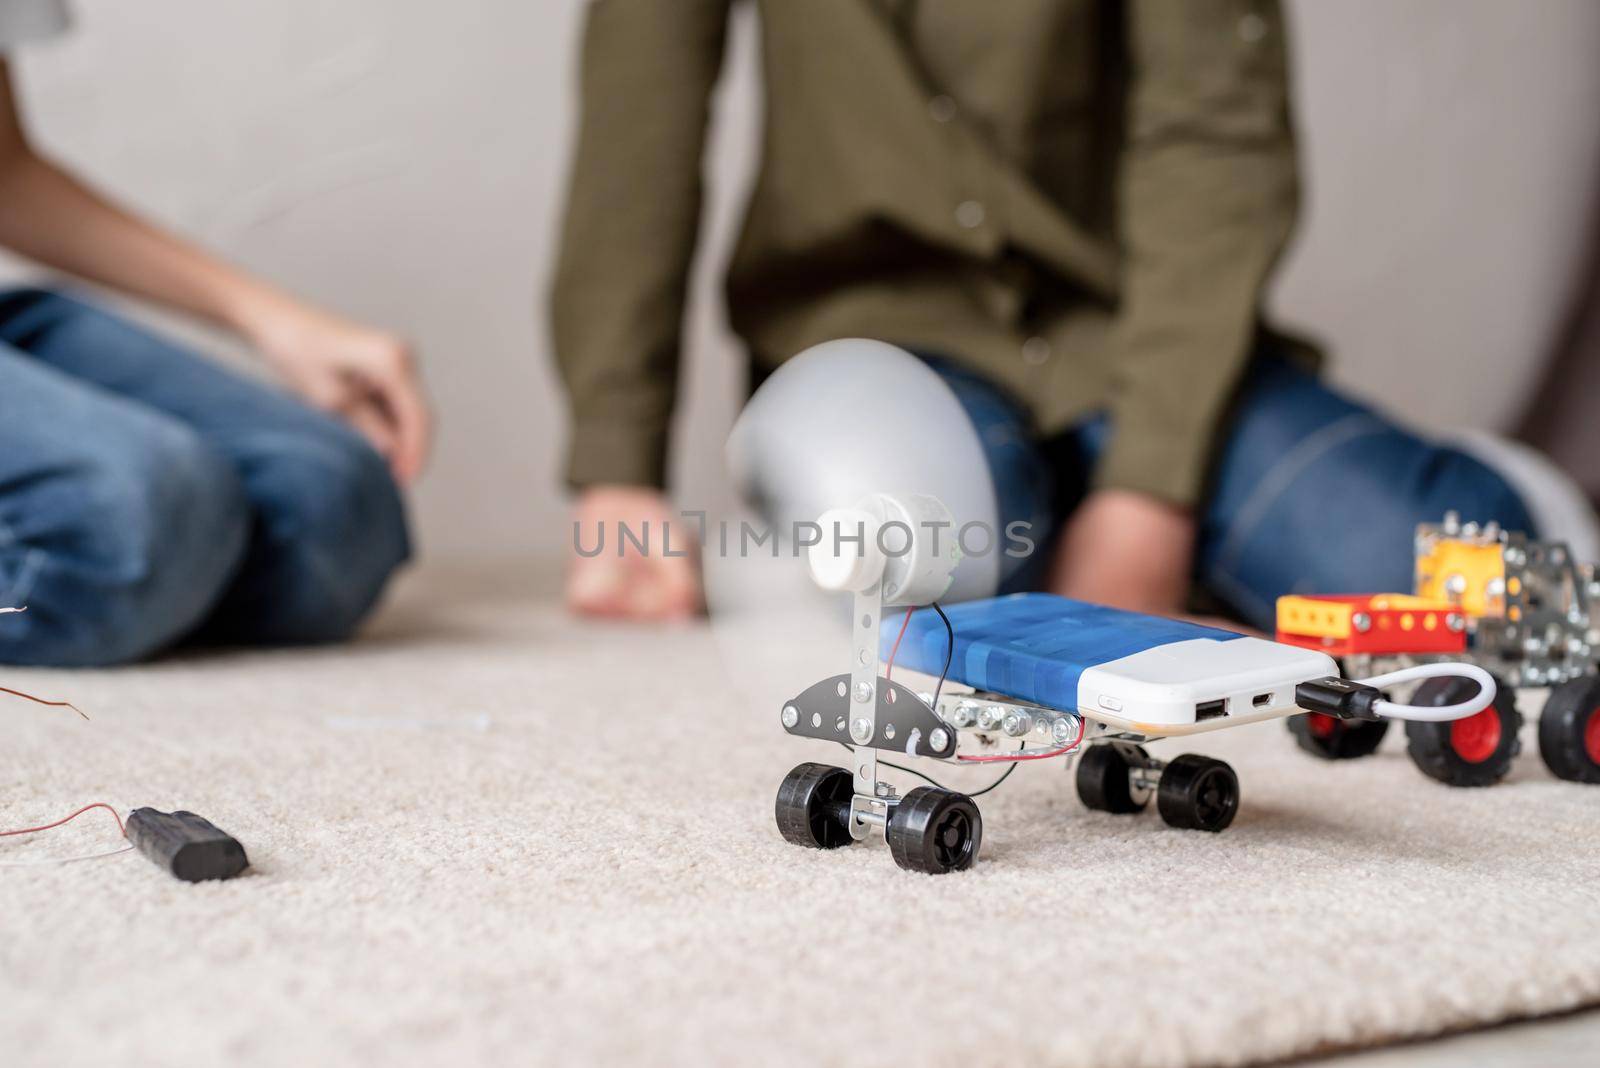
left=3, top=565, right=1599, bottom=1068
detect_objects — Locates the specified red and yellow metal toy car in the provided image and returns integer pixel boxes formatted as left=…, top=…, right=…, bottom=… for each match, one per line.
left=1276, top=513, right=1600, bottom=787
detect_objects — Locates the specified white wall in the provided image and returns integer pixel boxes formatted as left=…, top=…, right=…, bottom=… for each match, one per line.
left=1275, top=0, right=1600, bottom=431
left=10, top=0, right=1599, bottom=561
left=11, top=0, right=604, bottom=561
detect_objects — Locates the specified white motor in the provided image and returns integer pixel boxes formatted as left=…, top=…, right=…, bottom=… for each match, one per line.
left=808, top=493, right=961, bottom=607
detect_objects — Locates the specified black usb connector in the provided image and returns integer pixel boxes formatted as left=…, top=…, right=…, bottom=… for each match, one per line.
left=1294, top=676, right=1384, bottom=721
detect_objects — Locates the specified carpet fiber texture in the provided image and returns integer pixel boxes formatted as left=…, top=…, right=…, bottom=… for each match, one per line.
left=2, top=568, right=1598, bottom=1067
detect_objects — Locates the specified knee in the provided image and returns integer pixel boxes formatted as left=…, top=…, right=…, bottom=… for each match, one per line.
left=249, top=428, right=411, bottom=642
left=1303, top=440, right=1532, bottom=595
left=4, top=424, right=248, bottom=666
left=0, top=287, right=126, bottom=350
left=1420, top=449, right=1535, bottom=537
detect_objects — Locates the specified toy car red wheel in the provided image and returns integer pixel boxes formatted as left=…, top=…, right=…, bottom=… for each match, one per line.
left=1449, top=706, right=1502, bottom=764
left=1286, top=713, right=1390, bottom=760
left=1404, top=674, right=1521, bottom=787
left=1537, top=676, right=1600, bottom=784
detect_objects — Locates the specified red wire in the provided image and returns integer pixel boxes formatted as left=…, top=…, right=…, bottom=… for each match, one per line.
left=0, top=684, right=87, bottom=720
left=883, top=606, right=915, bottom=684
left=957, top=746, right=1074, bottom=764
left=956, top=713, right=1087, bottom=763
left=1, top=802, right=126, bottom=839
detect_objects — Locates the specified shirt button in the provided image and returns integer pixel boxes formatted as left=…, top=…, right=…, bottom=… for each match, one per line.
left=928, top=95, right=957, bottom=123
left=1238, top=13, right=1267, bottom=42
left=955, top=200, right=986, bottom=229
left=1022, top=336, right=1052, bottom=365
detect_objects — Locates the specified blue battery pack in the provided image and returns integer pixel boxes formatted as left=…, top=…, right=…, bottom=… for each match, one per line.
left=884, top=593, right=1243, bottom=711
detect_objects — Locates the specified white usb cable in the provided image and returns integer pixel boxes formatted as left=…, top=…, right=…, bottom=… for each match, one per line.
left=1352, top=662, right=1499, bottom=722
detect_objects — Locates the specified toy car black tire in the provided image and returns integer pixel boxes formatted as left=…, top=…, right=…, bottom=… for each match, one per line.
left=1537, top=675, right=1600, bottom=784
left=1156, top=754, right=1239, bottom=832
left=1076, top=743, right=1148, bottom=814
left=1287, top=713, right=1391, bottom=760
left=1404, top=674, right=1521, bottom=787
left=885, top=786, right=981, bottom=874
left=775, top=762, right=855, bottom=849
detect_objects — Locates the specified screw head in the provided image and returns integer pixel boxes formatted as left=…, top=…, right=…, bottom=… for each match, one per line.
left=850, top=717, right=873, bottom=743
left=1002, top=711, right=1031, bottom=737
left=781, top=705, right=799, bottom=729
left=1352, top=612, right=1372, bottom=633
left=1051, top=717, right=1078, bottom=745
left=977, top=705, right=1005, bottom=731
left=1446, top=613, right=1466, bottom=632
left=951, top=702, right=977, bottom=728
left=852, top=681, right=873, bottom=704
left=929, top=727, right=951, bottom=753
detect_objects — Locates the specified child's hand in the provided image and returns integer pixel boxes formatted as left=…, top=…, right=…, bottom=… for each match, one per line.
left=567, top=485, right=702, bottom=621
left=244, top=297, right=432, bottom=485
left=1048, top=489, right=1195, bottom=616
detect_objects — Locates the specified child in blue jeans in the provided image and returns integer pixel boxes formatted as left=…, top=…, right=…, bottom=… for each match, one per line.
left=0, top=5, right=427, bottom=665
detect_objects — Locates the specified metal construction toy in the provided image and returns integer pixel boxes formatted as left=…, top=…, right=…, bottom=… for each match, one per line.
left=1277, top=512, right=1600, bottom=787
left=773, top=494, right=1497, bottom=874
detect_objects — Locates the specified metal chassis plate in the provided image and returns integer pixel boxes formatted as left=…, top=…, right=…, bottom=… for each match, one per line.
left=783, top=674, right=957, bottom=759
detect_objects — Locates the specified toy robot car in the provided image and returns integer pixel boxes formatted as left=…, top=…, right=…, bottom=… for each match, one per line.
left=774, top=495, right=1496, bottom=873
left=1275, top=512, right=1600, bottom=787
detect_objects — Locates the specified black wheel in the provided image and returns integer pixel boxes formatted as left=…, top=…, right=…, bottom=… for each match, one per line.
left=1076, top=743, right=1148, bottom=814
left=775, top=762, right=855, bottom=849
left=1404, top=674, right=1521, bottom=787
left=885, top=786, right=981, bottom=874
left=1156, top=754, right=1239, bottom=832
left=1287, top=713, right=1390, bottom=759
left=1538, top=675, right=1600, bottom=784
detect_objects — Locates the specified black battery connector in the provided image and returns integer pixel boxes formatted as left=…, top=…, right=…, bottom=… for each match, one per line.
left=1294, top=677, right=1384, bottom=721
left=125, top=808, right=249, bottom=882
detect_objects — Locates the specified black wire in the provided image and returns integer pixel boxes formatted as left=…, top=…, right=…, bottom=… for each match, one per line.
left=866, top=752, right=1020, bottom=798
left=964, top=762, right=1019, bottom=798
left=929, top=601, right=954, bottom=713
left=839, top=741, right=1023, bottom=798
left=833, top=602, right=1020, bottom=798
left=872, top=756, right=946, bottom=788
left=875, top=603, right=968, bottom=792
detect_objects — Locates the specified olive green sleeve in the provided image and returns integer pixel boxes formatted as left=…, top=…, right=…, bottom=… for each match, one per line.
left=1094, top=0, right=1299, bottom=507
left=550, top=0, right=733, bottom=489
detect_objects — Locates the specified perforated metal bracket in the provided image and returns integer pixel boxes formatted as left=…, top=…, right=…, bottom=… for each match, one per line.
left=781, top=674, right=958, bottom=759
left=774, top=585, right=963, bottom=843
left=846, top=585, right=885, bottom=839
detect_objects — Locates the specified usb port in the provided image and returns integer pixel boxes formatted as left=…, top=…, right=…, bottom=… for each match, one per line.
left=1195, top=699, right=1227, bottom=722
left=1252, top=692, right=1273, bottom=709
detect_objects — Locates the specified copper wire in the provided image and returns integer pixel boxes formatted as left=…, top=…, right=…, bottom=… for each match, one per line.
left=0, top=684, right=87, bottom=720
left=1, top=802, right=127, bottom=839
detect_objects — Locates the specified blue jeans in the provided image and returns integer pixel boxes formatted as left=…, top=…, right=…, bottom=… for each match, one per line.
left=928, top=356, right=1536, bottom=630
left=0, top=288, right=411, bottom=666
